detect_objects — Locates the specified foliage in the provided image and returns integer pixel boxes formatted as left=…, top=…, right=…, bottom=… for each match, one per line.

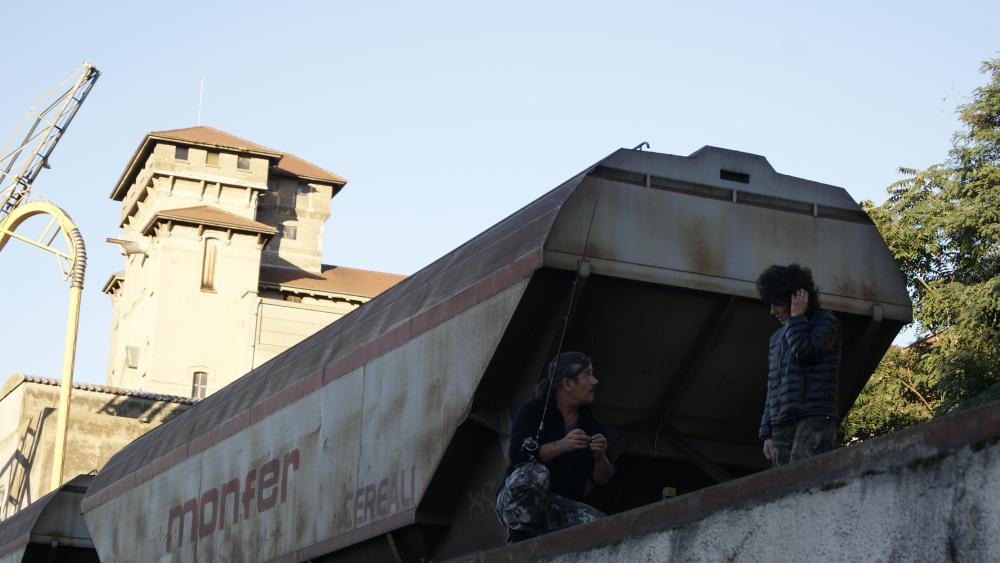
left=840, top=346, right=937, bottom=441
left=842, top=57, right=1000, bottom=442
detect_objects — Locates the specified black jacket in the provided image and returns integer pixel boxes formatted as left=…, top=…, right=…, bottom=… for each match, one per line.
left=506, top=396, right=607, bottom=501
left=759, top=309, right=842, bottom=440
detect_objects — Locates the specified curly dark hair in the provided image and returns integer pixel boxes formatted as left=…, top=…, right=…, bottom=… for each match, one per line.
left=756, top=264, right=820, bottom=314
left=534, top=351, right=592, bottom=399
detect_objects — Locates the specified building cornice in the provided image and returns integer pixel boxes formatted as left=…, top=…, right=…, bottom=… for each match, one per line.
left=257, top=281, right=368, bottom=304
left=139, top=205, right=277, bottom=238
left=101, top=271, right=125, bottom=296
left=111, top=127, right=346, bottom=201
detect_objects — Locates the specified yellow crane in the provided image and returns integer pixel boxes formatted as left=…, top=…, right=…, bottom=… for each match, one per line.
left=0, top=63, right=100, bottom=491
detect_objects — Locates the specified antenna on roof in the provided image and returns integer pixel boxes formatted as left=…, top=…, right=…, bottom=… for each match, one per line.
left=197, top=78, right=204, bottom=126
left=633, top=141, right=650, bottom=151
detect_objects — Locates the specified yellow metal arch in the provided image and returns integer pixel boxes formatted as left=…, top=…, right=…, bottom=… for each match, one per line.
left=0, top=200, right=84, bottom=283
left=0, top=200, right=86, bottom=490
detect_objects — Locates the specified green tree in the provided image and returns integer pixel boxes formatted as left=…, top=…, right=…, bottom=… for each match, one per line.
left=842, top=57, right=1000, bottom=441
left=840, top=345, right=937, bottom=441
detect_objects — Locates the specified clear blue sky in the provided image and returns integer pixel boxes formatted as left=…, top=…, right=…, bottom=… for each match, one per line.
left=0, top=1, right=996, bottom=386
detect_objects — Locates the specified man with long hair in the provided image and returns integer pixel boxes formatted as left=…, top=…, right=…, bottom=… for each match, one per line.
left=756, top=264, right=842, bottom=466
left=495, top=351, right=614, bottom=542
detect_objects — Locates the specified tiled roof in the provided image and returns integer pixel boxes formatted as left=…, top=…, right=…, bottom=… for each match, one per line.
left=259, top=265, right=406, bottom=299
left=149, top=127, right=347, bottom=184
left=150, top=126, right=281, bottom=156
left=141, top=205, right=277, bottom=236
left=3, top=374, right=198, bottom=405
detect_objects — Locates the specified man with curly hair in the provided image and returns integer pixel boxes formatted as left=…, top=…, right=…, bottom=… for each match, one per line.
left=756, top=264, right=842, bottom=466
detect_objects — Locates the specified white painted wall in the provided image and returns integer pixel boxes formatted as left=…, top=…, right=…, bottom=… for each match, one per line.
left=540, top=440, right=1000, bottom=562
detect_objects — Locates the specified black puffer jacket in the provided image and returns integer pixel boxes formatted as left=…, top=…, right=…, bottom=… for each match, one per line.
left=758, top=309, right=841, bottom=440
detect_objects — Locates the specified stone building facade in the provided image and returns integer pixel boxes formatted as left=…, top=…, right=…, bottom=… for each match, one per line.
left=0, top=127, right=403, bottom=522
left=102, top=127, right=404, bottom=398
left=0, top=375, right=193, bottom=520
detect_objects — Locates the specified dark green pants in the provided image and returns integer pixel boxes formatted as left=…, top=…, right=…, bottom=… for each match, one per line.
left=770, top=416, right=837, bottom=467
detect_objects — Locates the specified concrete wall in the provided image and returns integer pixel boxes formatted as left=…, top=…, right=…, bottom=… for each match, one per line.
left=250, top=297, right=354, bottom=369
left=0, top=384, right=27, bottom=521
left=108, top=222, right=265, bottom=396
left=463, top=401, right=1000, bottom=562
left=118, top=142, right=268, bottom=229
left=108, top=140, right=273, bottom=394
left=547, top=445, right=999, bottom=562
left=258, top=176, right=333, bottom=274
left=107, top=137, right=349, bottom=398
left=0, top=377, right=191, bottom=522
left=121, top=141, right=338, bottom=276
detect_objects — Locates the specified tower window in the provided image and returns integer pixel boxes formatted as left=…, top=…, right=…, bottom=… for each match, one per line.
left=720, top=169, right=750, bottom=184
left=175, top=146, right=189, bottom=161
left=278, top=224, right=297, bottom=240
left=192, top=371, right=208, bottom=399
left=296, top=184, right=314, bottom=206
left=201, top=238, right=219, bottom=290
left=237, top=156, right=251, bottom=170
left=206, top=151, right=219, bottom=167
left=266, top=179, right=280, bottom=204
left=125, top=346, right=140, bottom=369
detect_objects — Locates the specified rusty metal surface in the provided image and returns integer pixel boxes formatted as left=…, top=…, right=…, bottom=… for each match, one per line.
left=0, top=475, right=94, bottom=561
left=83, top=167, right=589, bottom=511
left=83, top=284, right=528, bottom=562
left=81, top=179, right=580, bottom=560
left=81, top=146, right=912, bottom=561
left=453, top=399, right=1000, bottom=563
left=546, top=150, right=912, bottom=320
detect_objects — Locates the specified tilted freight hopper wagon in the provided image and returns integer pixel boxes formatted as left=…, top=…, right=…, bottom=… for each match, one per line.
left=80, top=147, right=911, bottom=562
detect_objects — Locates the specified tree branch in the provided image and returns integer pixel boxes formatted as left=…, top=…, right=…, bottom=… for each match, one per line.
left=915, top=276, right=933, bottom=292
left=894, top=370, right=936, bottom=416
